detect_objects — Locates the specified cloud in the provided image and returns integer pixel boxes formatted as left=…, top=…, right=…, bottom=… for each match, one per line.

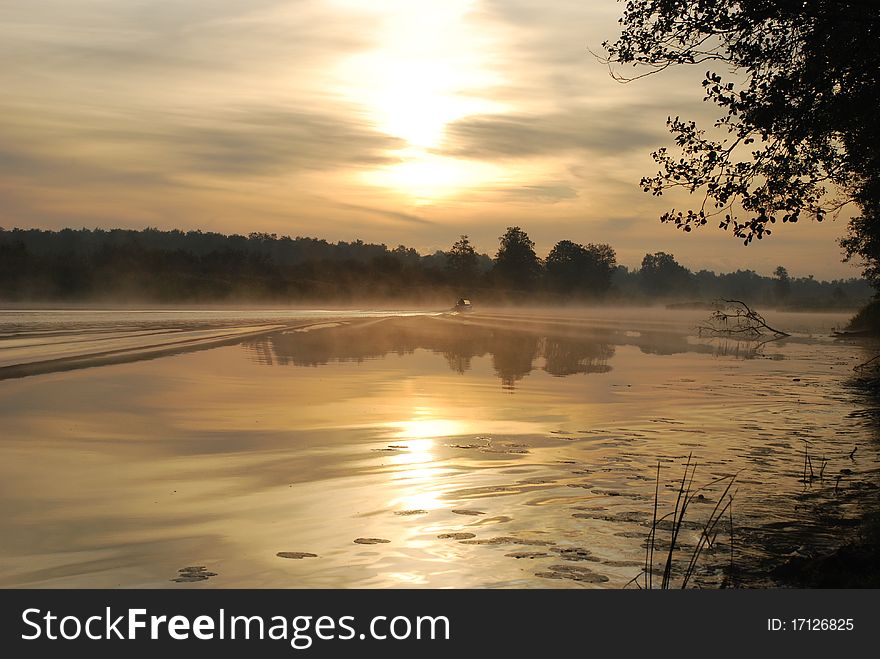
left=328, top=201, right=433, bottom=227
left=0, top=0, right=401, bottom=188
left=2, top=104, right=403, bottom=184
left=479, top=0, right=622, bottom=65
left=439, top=106, right=664, bottom=160
left=0, top=1, right=375, bottom=78
left=493, top=184, right=578, bottom=203
left=166, top=109, right=404, bottom=176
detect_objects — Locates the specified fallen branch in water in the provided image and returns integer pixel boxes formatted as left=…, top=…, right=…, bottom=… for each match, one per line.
left=854, top=354, right=880, bottom=372
left=697, top=299, right=790, bottom=339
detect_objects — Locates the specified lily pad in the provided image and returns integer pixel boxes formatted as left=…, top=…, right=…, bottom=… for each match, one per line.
left=354, top=537, right=391, bottom=545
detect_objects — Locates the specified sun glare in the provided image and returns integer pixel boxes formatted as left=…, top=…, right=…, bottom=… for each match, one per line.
left=362, top=151, right=503, bottom=203
left=334, top=0, right=506, bottom=200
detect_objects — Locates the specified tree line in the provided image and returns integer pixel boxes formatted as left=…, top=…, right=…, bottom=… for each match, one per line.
left=0, top=226, right=870, bottom=308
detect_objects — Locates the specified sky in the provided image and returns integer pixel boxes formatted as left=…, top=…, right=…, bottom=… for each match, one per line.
left=0, top=0, right=860, bottom=279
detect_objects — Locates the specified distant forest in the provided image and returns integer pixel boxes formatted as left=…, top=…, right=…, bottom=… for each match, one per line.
left=0, top=226, right=871, bottom=309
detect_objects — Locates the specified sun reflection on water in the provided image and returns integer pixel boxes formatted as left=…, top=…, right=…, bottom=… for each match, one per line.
left=384, top=437, right=443, bottom=511
left=392, top=419, right=468, bottom=440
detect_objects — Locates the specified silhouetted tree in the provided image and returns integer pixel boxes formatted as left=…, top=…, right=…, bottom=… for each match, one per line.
left=446, top=235, right=479, bottom=289
left=773, top=265, right=791, bottom=302
left=603, top=1, right=880, bottom=284
left=545, top=240, right=617, bottom=297
left=639, top=252, right=693, bottom=297
left=493, top=226, right=542, bottom=292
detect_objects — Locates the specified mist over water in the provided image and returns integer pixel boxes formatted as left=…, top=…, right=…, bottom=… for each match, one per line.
left=0, top=307, right=877, bottom=587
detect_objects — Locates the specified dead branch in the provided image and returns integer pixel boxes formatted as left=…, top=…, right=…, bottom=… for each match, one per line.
left=854, top=354, right=880, bottom=371
left=696, top=299, right=790, bottom=338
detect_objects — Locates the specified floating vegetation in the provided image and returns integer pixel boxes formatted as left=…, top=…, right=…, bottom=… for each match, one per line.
left=571, top=510, right=650, bottom=523
left=170, top=566, right=217, bottom=583
left=437, top=532, right=476, bottom=540
left=394, top=509, right=428, bottom=516
left=535, top=565, right=609, bottom=583
left=276, top=552, right=318, bottom=559
left=451, top=509, right=486, bottom=516
left=505, top=551, right=551, bottom=559
left=459, top=536, right=555, bottom=546
left=354, top=538, right=391, bottom=545
left=552, top=547, right=598, bottom=562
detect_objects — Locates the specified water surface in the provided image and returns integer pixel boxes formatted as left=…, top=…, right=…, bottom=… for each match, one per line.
left=1, top=307, right=877, bottom=588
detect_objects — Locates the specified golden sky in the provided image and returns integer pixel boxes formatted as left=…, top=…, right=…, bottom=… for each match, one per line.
left=0, top=0, right=859, bottom=278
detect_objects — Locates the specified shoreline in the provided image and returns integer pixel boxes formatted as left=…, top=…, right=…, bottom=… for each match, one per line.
left=772, top=511, right=880, bottom=588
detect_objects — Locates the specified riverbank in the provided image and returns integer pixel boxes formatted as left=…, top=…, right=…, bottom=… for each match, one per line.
left=772, top=511, right=880, bottom=587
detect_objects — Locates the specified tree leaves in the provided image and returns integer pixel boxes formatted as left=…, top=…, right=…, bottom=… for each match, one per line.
left=603, top=0, right=879, bottom=282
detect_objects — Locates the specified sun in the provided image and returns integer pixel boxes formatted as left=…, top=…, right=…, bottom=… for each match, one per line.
left=334, top=0, right=507, bottom=200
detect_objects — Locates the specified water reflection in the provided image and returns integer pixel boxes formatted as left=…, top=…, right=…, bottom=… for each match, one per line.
left=492, top=332, right=540, bottom=389
left=246, top=316, right=574, bottom=389
left=244, top=314, right=784, bottom=389
left=711, top=336, right=785, bottom=360
left=543, top=337, right=613, bottom=377
left=246, top=316, right=629, bottom=388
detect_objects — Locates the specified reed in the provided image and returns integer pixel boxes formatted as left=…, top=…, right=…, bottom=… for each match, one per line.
left=631, top=454, right=737, bottom=589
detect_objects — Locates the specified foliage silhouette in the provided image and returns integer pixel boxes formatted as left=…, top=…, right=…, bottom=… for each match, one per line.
left=545, top=240, right=617, bottom=298
left=0, top=226, right=870, bottom=307
left=603, top=0, right=880, bottom=283
left=639, top=252, right=693, bottom=297
left=446, top=235, right=479, bottom=291
left=493, top=226, right=543, bottom=293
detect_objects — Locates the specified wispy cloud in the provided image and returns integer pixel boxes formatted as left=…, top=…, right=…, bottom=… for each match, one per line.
left=439, top=106, right=664, bottom=160
left=328, top=201, right=433, bottom=227
left=491, top=184, right=579, bottom=203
